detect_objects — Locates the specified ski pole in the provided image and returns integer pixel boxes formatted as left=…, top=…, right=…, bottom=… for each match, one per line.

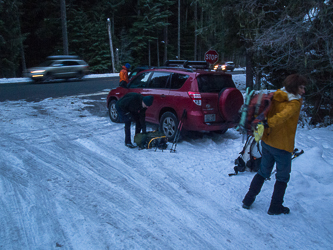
left=170, top=109, right=187, bottom=153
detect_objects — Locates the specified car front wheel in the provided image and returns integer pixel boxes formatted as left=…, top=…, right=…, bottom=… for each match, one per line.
left=159, top=112, right=179, bottom=141
left=108, top=100, right=120, bottom=123
left=43, top=73, right=54, bottom=83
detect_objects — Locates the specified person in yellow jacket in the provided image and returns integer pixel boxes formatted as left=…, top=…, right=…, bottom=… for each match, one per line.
left=242, top=74, right=307, bottom=215
left=119, top=63, right=131, bottom=87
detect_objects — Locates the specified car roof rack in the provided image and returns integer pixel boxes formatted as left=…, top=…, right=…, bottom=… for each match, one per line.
left=164, top=60, right=209, bottom=70
left=156, top=67, right=194, bottom=72
left=47, top=55, right=80, bottom=60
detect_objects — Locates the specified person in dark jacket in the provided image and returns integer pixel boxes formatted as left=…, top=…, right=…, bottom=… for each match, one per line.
left=242, top=74, right=307, bottom=215
left=115, top=93, right=154, bottom=148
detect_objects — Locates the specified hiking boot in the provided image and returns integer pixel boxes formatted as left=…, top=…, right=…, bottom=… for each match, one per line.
left=125, top=143, right=137, bottom=148
left=267, top=180, right=290, bottom=215
left=242, top=203, right=251, bottom=209
left=268, top=205, right=290, bottom=215
left=242, top=173, right=265, bottom=209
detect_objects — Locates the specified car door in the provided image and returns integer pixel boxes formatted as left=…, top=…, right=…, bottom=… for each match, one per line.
left=54, top=60, right=72, bottom=78
left=140, top=71, right=172, bottom=124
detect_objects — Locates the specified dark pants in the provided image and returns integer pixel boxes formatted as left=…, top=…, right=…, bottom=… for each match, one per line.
left=258, top=141, right=292, bottom=183
left=116, top=106, right=141, bottom=144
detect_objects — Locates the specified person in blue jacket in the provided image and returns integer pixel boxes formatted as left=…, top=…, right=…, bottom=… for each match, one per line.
left=115, top=93, right=154, bottom=148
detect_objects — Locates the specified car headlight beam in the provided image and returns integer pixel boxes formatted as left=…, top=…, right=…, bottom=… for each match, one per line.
left=31, top=70, right=46, bottom=74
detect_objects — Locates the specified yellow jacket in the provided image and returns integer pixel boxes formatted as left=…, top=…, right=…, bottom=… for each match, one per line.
left=262, top=88, right=302, bottom=153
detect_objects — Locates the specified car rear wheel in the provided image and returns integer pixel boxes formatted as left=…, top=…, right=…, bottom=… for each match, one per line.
left=77, top=71, right=84, bottom=80
left=108, top=100, right=120, bottom=123
left=159, top=112, right=178, bottom=141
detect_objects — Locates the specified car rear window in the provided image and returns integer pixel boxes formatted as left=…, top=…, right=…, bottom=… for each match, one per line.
left=197, top=75, right=235, bottom=93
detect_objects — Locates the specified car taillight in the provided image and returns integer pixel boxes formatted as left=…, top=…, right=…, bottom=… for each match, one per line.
left=188, top=91, right=201, bottom=106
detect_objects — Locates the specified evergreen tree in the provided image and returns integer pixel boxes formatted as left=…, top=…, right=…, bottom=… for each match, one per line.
left=0, top=0, right=24, bottom=77
left=129, top=0, right=174, bottom=66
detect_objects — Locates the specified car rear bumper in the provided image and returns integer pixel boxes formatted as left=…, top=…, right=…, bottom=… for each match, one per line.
left=183, top=110, right=236, bottom=131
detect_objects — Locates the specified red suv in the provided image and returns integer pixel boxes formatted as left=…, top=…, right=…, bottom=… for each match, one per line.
left=107, top=61, right=243, bottom=140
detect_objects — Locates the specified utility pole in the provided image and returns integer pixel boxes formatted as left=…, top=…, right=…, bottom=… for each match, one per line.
left=60, top=0, right=69, bottom=55
left=107, top=18, right=116, bottom=73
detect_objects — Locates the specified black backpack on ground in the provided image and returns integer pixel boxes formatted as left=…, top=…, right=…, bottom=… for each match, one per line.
left=229, top=136, right=262, bottom=176
left=134, top=131, right=168, bottom=150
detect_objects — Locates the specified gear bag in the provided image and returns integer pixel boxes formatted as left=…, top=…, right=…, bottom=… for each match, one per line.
left=245, top=92, right=274, bottom=135
left=230, top=136, right=262, bottom=176
left=134, top=131, right=168, bottom=150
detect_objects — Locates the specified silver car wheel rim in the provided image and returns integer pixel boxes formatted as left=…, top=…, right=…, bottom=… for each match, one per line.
left=162, top=117, right=176, bottom=137
left=110, top=103, right=117, bottom=120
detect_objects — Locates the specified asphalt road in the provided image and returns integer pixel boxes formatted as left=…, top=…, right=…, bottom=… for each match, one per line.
left=0, top=77, right=119, bottom=102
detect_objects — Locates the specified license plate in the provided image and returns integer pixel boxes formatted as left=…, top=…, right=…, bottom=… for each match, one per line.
left=204, top=114, right=216, bottom=122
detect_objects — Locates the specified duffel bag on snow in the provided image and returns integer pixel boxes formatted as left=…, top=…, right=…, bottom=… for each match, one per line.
left=134, top=131, right=168, bottom=150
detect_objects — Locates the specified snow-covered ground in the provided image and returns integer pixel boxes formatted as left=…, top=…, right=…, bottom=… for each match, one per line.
left=0, top=72, right=332, bottom=249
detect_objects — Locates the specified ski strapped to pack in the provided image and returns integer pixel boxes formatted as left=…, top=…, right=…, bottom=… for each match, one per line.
left=170, top=109, right=187, bottom=153
left=236, top=87, right=254, bottom=136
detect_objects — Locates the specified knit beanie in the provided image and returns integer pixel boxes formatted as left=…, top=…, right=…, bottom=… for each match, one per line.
left=142, top=95, right=154, bottom=106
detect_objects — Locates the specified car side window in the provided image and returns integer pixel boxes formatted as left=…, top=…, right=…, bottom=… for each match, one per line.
left=129, top=72, right=152, bottom=88
left=170, top=73, right=189, bottom=89
left=61, top=61, right=79, bottom=66
left=148, top=72, right=171, bottom=88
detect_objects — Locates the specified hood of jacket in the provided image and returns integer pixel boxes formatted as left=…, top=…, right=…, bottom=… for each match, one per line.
left=277, top=87, right=301, bottom=101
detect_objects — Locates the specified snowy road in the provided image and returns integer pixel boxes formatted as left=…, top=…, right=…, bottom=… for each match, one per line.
left=0, top=93, right=333, bottom=249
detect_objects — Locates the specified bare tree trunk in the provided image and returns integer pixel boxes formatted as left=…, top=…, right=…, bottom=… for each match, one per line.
left=60, top=0, right=69, bottom=55
left=14, top=1, right=26, bottom=74
left=246, top=50, right=254, bottom=89
left=157, top=38, right=160, bottom=67
left=199, top=6, right=203, bottom=60
left=148, top=41, right=151, bottom=67
left=163, top=21, right=168, bottom=64
left=178, top=0, right=180, bottom=59
left=194, top=0, right=197, bottom=61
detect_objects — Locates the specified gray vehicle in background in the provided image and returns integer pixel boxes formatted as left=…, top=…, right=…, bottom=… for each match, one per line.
left=26, top=55, right=89, bottom=83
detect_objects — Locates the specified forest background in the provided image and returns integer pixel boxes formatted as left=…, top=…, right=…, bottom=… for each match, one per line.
left=0, top=0, right=332, bottom=124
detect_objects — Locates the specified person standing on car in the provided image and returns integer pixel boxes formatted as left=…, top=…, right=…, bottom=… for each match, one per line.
left=115, top=93, right=154, bottom=148
left=119, top=63, right=131, bottom=87
left=242, top=74, right=307, bottom=215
